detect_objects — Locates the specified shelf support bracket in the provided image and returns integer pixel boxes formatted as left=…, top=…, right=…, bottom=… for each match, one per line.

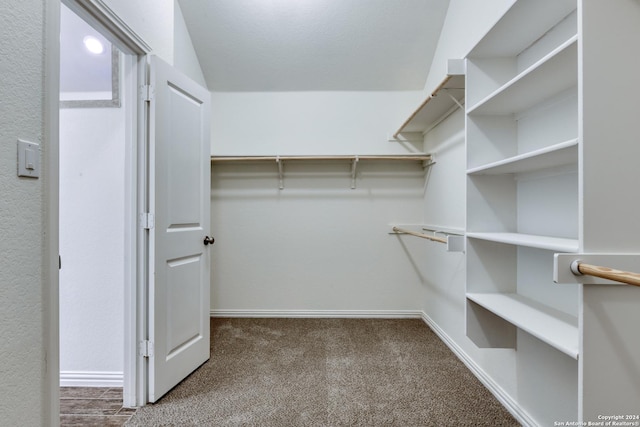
left=391, top=225, right=465, bottom=252
left=423, top=159, right=436, bottom=169
left=350, top=155, right=359, bottom=189
left=428, top=229, right=466, bottom=253
left=276, top=156, right=284, bottom=190
left=445, top=91, right=465, bottom=110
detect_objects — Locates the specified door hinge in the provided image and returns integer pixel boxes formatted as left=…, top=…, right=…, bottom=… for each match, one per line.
left=140, top=84, right=154, bottom=102
left=139, top=340, right=154, bottom=358
left=140, top=212, right=155, bottom=230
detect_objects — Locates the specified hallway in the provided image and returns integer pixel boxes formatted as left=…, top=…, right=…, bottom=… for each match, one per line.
left=60, top=387, right=136, bottom=426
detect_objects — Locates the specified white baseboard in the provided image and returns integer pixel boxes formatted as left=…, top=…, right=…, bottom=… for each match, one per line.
left=419, top=312, right=537, bottom=427
left=211, top=309, right=423, bottom=319
left=60, top=371, right=123, bottom=388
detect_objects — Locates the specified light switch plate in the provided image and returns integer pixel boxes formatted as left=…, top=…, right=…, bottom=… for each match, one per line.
left=18, top=139, right=40, bottom=178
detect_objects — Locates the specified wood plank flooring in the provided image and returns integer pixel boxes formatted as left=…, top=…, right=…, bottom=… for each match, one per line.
left=60, top=387, right=136, bottom=426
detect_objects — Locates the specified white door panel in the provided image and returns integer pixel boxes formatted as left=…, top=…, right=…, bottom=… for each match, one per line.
left=148, top=55, right=211, bottom=402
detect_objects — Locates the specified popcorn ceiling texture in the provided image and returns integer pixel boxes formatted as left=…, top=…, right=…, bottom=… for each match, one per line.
left=179, top=0, right=449, bottom=91
left=0, top=1, right=47, bottom=425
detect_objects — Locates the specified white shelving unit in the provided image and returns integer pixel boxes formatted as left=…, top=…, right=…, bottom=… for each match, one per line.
left=465, top=0, right=640, bottom=422
left=466, top=232, right=578, bottom=253
left=467, top=36, right=577, bottom=116
left=466, top=292, right=579, bottom=359
left=466, top=138, right=577, bottom=175
left=464, top=0, right=581, bottom=422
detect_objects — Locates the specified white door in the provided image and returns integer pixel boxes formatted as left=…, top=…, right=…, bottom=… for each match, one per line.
left=147, top=55, right=212, bottom=402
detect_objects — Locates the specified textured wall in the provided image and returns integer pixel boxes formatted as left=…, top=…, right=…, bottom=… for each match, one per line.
left=0, top=0, right=47, bottom=425
left=0, top=0, right=180, bottom=422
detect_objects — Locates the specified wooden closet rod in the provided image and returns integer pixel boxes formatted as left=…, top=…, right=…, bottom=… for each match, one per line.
left=392, top=226, right=447, bottom=244
left=570, top=261, right=640, bottom=287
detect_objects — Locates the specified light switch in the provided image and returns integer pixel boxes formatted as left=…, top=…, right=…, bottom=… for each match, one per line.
left=18, top=139, right=40, bottom=178
left=26, top=147, right=35, bottom=170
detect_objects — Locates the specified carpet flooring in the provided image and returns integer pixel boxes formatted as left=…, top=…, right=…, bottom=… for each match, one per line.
left=126, top=318, right=519, bottom=426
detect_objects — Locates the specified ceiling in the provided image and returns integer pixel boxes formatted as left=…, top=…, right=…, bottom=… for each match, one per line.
left=59, top=1, right=451, bottom=94
left=178, top=0, right=451, bottom=92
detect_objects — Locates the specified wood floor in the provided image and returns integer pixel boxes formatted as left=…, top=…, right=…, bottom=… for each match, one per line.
left=60, top=387, right=136, bottom=426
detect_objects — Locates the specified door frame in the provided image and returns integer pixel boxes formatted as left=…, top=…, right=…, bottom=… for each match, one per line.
left=46, top=0, right=152, bottom=421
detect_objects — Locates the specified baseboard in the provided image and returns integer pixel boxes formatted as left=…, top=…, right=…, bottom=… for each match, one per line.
left=419, top=312, right=538, bottom=427
left=211, top=309, right=423, bottom=319
left=60, top=371, right=123, bottom=388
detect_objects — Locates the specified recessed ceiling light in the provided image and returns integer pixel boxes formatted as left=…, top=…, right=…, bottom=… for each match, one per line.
left=83, top=36, right=104, bottom=54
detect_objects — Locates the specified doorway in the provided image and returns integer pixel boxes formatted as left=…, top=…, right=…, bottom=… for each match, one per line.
left=49, top=2, right=212, bottom=422
left=57, top=0, right=144, bottom=412
left=59, top=0, right=127, bottom=401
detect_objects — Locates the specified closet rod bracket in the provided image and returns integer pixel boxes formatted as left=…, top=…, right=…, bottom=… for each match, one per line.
left=554, top=253, right=640, bottom=286
left=276, top=156, right=284, bottom=190
left=350, top=156, right=359, bottom=189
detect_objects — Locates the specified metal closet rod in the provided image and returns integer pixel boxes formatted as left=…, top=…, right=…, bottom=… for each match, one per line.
left=571, top=261, right=640, bottom=287
left=392, top=226, right=447, bottom=244
left=210, top=154, right=432, bottom=162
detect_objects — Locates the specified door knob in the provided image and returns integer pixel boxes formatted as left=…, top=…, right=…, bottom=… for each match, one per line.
left=204, top=236, right=215, bottom=246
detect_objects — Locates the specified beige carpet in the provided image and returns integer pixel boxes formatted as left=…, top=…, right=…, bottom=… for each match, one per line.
left=126, top=318, right=518, bottom=426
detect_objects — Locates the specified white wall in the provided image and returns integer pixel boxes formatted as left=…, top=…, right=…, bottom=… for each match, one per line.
left=103, top=0, right=174, bottom=64
left=422, top=0, right=516, bottom=94
left=0, top=1, right=48, bottom=424
left=421, top=107, right=520, bottom=412
left=59, top=106, right=125, bottom=384
left=211, top=91, right=425, bottom=155
left=102, top=0, right=209, bottom=86
left=174, top=0, right=207, bottom=88
left=210, top=91, right=429, bottom=315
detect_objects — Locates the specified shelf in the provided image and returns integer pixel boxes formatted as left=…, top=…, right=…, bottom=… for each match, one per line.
left=466, top=292, right=578, bottom=359
left=464, top=0, right=586, bottom=419
left=393, top=73, right=465, bottom=139
left=467, top=37, right=577, bottom=115
left=468, top=0, right=576, bottom=58
left=211, top=154, right=432, bottom=162
left=467, top=139, right=578, bottom=175
left=210, top=154, right=432, bottom=190
left=466, top=232, right=578, bottom=252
